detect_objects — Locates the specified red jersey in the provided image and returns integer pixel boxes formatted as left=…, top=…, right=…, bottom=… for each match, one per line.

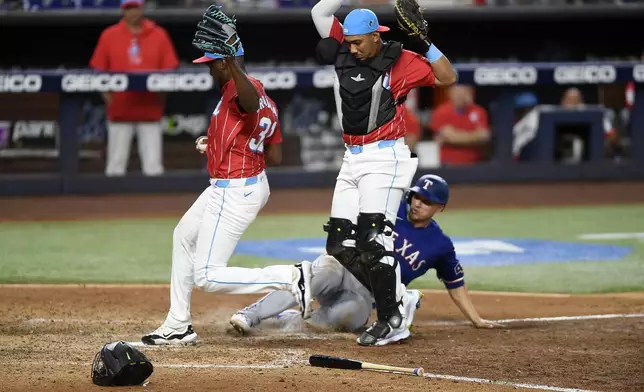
left=206, top=77, right=282, bottom=179
left=90, top=19, right=179, bottom=122
left=430, top=102, right=489, bottom=165
left=328, top=17, right=435, bottom=146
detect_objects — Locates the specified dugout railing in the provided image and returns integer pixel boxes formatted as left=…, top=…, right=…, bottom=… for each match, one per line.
left=0, top=62, right=643, bottom=196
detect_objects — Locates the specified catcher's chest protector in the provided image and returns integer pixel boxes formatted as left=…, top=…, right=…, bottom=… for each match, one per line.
left=332, top=41, right=403, bottom=136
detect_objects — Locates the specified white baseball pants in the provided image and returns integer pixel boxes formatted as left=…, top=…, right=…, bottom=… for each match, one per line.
left=164, top=171, right=296, bottom=329
left=105, top=121, right=164, bottom=176
left=330, top=137, right=418, bottom=310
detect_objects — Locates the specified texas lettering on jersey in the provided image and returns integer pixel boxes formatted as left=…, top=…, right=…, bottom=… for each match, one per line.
left=206, top=77, right=282, bottom=179
left=391, top=231, right=426, bottom=272
left=391, top=200, right=465, bottom=289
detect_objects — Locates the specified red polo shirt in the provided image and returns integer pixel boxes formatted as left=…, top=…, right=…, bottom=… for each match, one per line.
left=430, top=102, right=489, bottom=165
left=403, top=106, right=421, bottom=137
left=90, top=19, right=179, bottom=122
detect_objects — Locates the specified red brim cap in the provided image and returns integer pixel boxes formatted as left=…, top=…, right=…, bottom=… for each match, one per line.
left=377, top=26, right=390, bottom=32
left=121, top=0, right=143, bottom=7
left=192, top=56, right=214, bottom=64
left=192, top=44, right=245, bottom=64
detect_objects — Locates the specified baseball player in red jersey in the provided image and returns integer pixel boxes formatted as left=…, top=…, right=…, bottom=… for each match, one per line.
left=142, top=8, right=312, bottom=345
left=312, top=0, right=457, bottom=346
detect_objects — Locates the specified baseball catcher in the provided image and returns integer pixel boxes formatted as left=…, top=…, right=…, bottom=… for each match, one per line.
left=311, top=0, right=457, bottom=346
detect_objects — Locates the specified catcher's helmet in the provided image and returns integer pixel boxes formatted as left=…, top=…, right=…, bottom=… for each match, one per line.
left=408, top=174, right=449, bottom=205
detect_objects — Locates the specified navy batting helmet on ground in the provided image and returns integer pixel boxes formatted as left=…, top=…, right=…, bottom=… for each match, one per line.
left=408, top=174, right=450, bottom=205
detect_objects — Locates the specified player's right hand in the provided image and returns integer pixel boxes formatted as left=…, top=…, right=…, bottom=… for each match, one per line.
left=473, top=319, right=505, bottom=329
left=196, top=136, right=208, bottom=154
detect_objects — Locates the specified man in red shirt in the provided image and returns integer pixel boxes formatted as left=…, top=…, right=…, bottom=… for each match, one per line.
left=430, top=84, right=490, bottom=165
left=90, top=0, right=179, bottom=176
left=141, top=7, right=312, bottom=345
left=312, top=0, right=457, bottom=346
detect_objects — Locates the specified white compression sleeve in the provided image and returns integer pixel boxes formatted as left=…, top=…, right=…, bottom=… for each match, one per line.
left=311, top=0, right=343, bottom=38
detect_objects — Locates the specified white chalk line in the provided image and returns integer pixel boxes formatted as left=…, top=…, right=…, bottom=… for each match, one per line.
left=423, top=373, right=600, bottom=392
left=23, top=312, right=644, bottom=328
left=10, top=359, right=601, bottom=391
left=418, top=312, right=644, bottom=327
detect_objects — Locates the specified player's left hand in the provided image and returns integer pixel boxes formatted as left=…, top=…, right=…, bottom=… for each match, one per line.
left=473, top=319, right=505, bottom=329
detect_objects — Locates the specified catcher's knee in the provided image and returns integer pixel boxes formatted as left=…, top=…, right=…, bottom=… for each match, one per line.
left=355, top=213, right=395, bottom=265
left=324, top=217, right=358, bottom=265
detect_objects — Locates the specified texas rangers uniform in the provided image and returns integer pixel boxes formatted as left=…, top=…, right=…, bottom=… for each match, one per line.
left=235, top=194, right=465, bottom=332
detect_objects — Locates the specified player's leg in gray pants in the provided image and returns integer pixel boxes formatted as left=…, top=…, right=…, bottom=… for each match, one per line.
left=239, top=255, right=371, bottom=331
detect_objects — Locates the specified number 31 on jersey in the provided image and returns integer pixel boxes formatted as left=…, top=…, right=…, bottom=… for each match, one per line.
left=249, top=117, right=277, bottom=153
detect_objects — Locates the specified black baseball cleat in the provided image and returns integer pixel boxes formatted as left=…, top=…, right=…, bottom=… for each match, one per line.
left=141, top=324, right=198, bottom=345
left=357, top=319, right=410, bottom=346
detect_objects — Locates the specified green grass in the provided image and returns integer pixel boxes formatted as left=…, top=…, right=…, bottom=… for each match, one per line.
left=1, top=205, right=643, bottom=293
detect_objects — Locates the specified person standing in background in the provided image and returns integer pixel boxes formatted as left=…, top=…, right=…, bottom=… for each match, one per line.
left=403, top=88, right=422, bottom=153
left=90, top=0, right=179, bottom=176
left=430, top=84, right=490, bottom=166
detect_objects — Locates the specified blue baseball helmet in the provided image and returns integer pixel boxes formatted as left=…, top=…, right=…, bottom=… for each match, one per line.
left=408, top=174, right=450, bottom=205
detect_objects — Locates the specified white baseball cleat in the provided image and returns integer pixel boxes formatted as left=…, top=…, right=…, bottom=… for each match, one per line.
left=229, top=312, right=254, bottom=335
left=404, top=289, right=423, bottom=329
left=357, top=318, right=410, bottom=346
left=292, top=261, right=313, bottom=319
left=141, top=324, right=197, bottom=346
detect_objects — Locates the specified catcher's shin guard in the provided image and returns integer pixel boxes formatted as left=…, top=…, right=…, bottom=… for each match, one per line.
left=368, top=261, right=403, bottom=327
left=324, top=217, right=371, bottom=290
left=355, top=213, right=395, bottom=266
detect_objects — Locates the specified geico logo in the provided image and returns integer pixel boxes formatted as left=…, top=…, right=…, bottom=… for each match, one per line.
left=554, top=65, right=616, bottom=84
left=12, top=121, right=57, bottom=142
left=147, top=73, right=212, bottom=92
left=633, top=65, right=644, bottom=83
left=162, top=114, right=208, bottom=136
left=473, top=67, right=537, bottom=85
left=250, top=71, right=297, bottom=90
left=61, top=74, right=128, bottom=92
left=0, top=75, right=42, bottom=93
left=312, top=68, right=335, bottom=89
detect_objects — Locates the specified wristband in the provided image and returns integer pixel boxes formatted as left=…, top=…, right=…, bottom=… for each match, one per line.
left=426, top=44, right=444, bottom=63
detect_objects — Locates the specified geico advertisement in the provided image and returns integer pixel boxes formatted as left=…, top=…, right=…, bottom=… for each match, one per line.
left=553, top=65, right=616, bottom=84
left=61, top=74, right=129, bottom=92
left=0, top=75, right=43, bottom=93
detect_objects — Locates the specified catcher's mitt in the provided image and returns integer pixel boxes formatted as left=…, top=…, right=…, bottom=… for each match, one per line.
left=192, top=5, right=240, bottom=58
left=394, top=0, right=430, bottom=44
left=91, top=341, right=153, bottom=387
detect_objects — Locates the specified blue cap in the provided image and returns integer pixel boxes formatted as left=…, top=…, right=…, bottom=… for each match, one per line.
left=408, top=174, right=450, bottom=205
left=193, top=43, right=245, bottom=63
left=342, top=9, right=390, bottom=36
left=515, top=92, right=538, bottom=108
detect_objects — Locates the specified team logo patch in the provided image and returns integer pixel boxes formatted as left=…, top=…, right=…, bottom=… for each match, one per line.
left=234, top=237, right=632, bottom=266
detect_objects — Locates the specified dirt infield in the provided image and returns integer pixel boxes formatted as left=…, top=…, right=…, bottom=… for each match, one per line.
left=1, top=286, right=643, bottom=392
left=1, top=181, right=644, bottom=221
left=1, top=183, right=643, bottom=391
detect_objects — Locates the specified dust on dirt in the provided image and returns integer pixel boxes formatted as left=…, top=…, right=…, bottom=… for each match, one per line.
left=1, top=286, right=643, bottom=392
